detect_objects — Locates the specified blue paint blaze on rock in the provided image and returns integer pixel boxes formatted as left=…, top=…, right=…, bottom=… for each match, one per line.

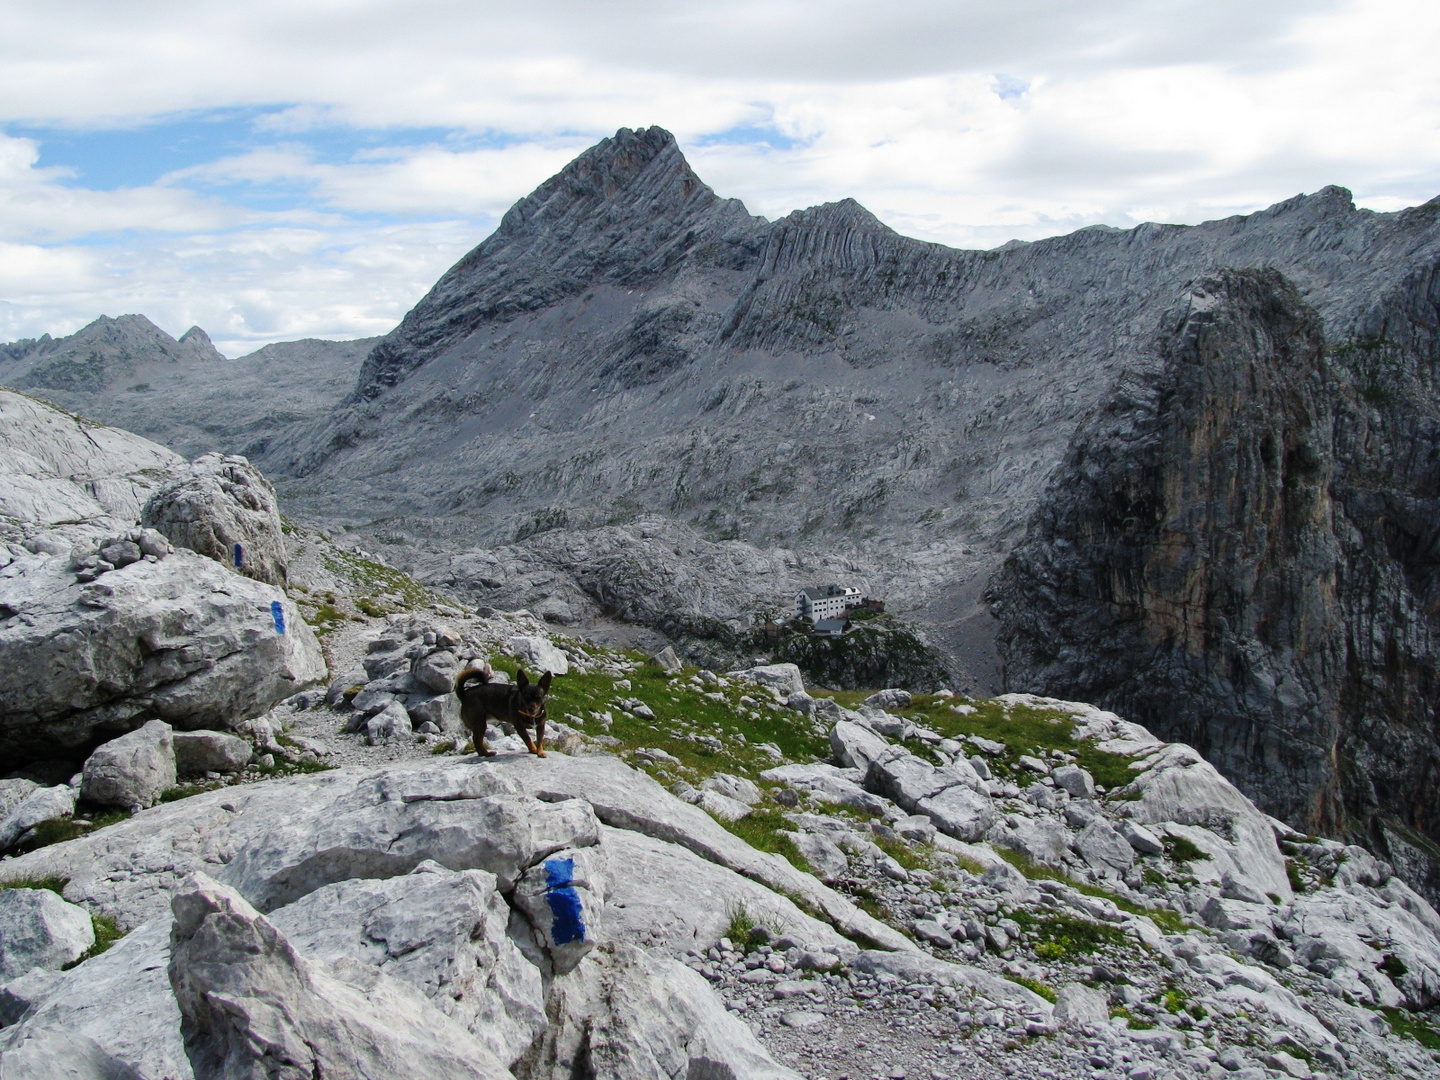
left=270, top=600, right=286, bottom=635
left=233, top=542, right=244, bottom=568
left=543, top=857, right=586, bottom=946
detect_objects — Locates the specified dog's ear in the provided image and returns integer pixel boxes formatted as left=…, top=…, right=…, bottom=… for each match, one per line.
left=516, top=668, right=529, bottom=688
left=539, top=671, right=553, bottom=691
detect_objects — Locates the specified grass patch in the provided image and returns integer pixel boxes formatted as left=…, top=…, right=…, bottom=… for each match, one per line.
left=884, top=697, right=1140, bottom=791
left=725, top=904, right=757, bottom=949
left=255, top=758, right=333, bottom=779
left=8, top=808, right=128, bottom=855
left=1010, top=908, right=1128, bottom=960
left=873, top=832, right=929, bottom=872
left=321, top=550, right=440, bottom=612
left=64, top=913, right=124, bottom=968
left=1010, top=975, right=1057, bottom=1003
left=716, top=806, right=807, bottom=872
left=431, top=739, right=456, bottom=755
left=1163, top=835, right=1208, bottom=864
left=160, top=781, right=225, bottom=803
left=307, top=602, right=348, bottom=636
left=530, top=653, right=830, bottom=784
left=0, top=875, right=69, bottom=894
left=1381, top=1007, right=1440, bottom=1050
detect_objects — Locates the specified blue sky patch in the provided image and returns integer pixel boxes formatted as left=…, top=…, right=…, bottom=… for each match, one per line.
left=693, top=124, right=801, bottom=151
left=8, top=109, right=524, bottom=191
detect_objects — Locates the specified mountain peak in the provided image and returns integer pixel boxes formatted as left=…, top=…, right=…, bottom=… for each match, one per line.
left=494, top=125, right=712, bottom=240
left=352, top=126, right=758, bottom=400
left=179, top=325, right=226, bottom=362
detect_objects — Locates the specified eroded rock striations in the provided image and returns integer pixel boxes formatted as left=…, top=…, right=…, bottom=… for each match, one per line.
left=992, top=268, right=1440, bottom=902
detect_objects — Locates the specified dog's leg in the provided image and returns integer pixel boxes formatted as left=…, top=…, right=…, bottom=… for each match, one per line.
left=518, top=725, right=540, bottom=757
left=534, top=715, right=547, bottom=758
left=474, top=712, right=494, bottom=757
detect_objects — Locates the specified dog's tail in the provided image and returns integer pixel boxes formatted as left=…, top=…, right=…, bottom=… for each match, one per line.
left=454, top=662, right=492, bottom=695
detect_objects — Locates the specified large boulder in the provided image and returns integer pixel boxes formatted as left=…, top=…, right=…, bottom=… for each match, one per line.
left=0, top=888, right=95, bottom=978
left=221, top=777, right=602, bottom=912
left=507, top=634, right=570, bottom=676
left=530, top=941, right=802, bottom=1080
left=862, top=743, right=995, bottom=842
left=80, top=720, right=176, bottom=810
left=268, top=862, right=546, bottom=1067
left=0, top=917, right=188, bottom=1079
left=172, top=729, right=252, bottom=776
left=141, top=452, right=288, bottom=586
left=167, top=873, right=512, bottom=1080
left=1053, top=983, right=1109, bottom=1029
left=729, top=662, right=805, bottom=697
left=0, top=547, right=326, bottom=766
left=1116, top=743, right=1292, bottom=902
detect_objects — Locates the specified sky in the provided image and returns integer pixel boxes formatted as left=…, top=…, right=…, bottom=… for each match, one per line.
left=2, top=0, right=1438, bottom=356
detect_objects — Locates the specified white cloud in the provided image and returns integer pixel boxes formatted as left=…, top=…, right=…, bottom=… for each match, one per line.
left=0, top=0, right=1437, bottom=350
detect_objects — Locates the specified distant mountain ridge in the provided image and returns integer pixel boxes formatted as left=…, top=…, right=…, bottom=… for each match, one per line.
left=0, top=317, right=375, bottom=461
left=1, top=314, right=225, bottom=392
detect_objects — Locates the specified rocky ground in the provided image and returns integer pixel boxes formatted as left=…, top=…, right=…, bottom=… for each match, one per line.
left=3, top=392, right=1440, bottom=1079
left=14, top=592, right=1428, bottom=1079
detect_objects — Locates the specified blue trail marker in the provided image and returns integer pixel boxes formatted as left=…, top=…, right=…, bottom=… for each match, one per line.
left=270, top=601, right=286, bottom=635
left=233, top=542, right=244, bottom=568
left=542, top=857, right=586, bottom=945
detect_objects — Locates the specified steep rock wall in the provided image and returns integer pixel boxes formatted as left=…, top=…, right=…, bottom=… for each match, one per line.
left=993, top=268, right=1440, bottom=900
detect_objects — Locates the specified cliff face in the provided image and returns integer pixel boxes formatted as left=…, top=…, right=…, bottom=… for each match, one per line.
left=993, top=267, right=1440, bottom=900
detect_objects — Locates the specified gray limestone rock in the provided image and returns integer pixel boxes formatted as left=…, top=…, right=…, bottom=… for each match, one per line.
left=412, top=649, right=458, bottom=694
left=268, top=862, right=546, bottom=1066
left=0, top=917, right=189, bottom=1079
left=0, top=889, right=94, bottom=979
left=649, top=645, right=682, bottom=673
left=0, top=547, right=325, bottom=768
left=1076, top=818, right=1136, bottom=876
left=172, top=729, right=252, bottom=777
left=167, top=873, right=511, bottom=1080
left=702, top=772, right=761, bottom=805
left=528, top=941, right=802, bottom=1080
left=406, top=693, right=459, bottom=732
left=507, top=634, right=569, bottom=676
left=829, top=720, right=890, bottom=774
left=1120, top=819, right=1165, bottom=856
left=1052, top=982, right=1109, bottom=1029
left=0, top=779, right=39, bottom=822
left=864, top=688, right=912, bottom=710
left=224, top=780, right=601, bottom=912
left=80, top=720, right=175, bottom=810
left=730, top=662, right=806, bottom=697
left=790, top=831, right=849, bottom=884
left=513, top=846, right=606, bottom=974
left=1052, top=763, right=1096, bottom=800
left=0, top=785, right=77, bottom=851
left=0, top=1030, right=144, bottom=1080
left=0, top=388, right=183, bottom=529
left=141, top=451, right=289, bottom=586
left=365, top=700, right=413, bottom=744
left=0, top=966, right=62, bottom=1028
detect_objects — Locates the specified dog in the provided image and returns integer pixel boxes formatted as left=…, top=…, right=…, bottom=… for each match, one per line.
left=453, top=662, right=553, bottom=757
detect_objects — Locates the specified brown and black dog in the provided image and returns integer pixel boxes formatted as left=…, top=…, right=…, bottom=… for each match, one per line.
left=453, top=662, right=553, bottom=757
